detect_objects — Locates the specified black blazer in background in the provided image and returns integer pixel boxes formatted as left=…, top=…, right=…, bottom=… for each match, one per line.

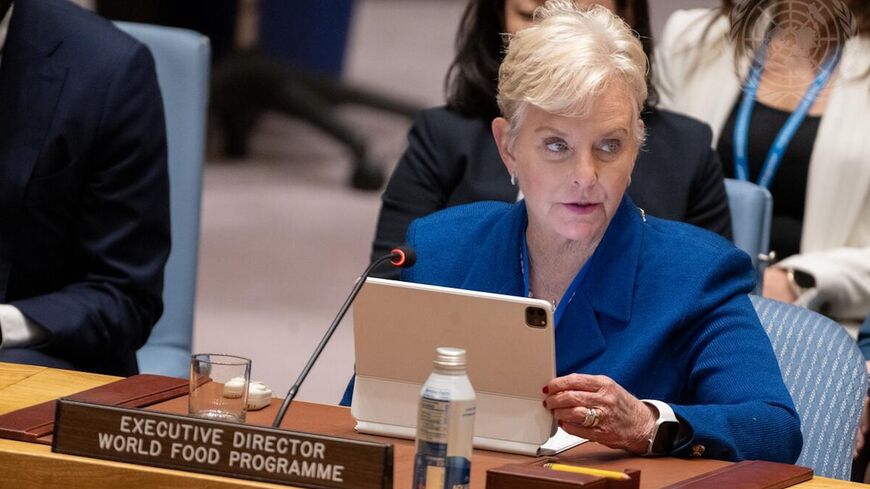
left=371, top=106, right=731, bottom=272
left=0, top=0, right=171, bottom=375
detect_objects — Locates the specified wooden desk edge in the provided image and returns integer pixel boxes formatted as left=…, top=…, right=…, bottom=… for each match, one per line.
left=2, top=425, right=867, bottom=488
left=0, top=363, right=866, bottom=488
left=0, top=437, right=302, bottom=489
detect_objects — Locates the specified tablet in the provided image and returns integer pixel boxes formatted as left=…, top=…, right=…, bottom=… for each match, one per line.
left=350, top=277, right=563, bottom=455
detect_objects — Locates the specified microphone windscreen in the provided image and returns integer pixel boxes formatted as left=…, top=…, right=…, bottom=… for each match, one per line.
left=390, top=246, right=417, bottom=268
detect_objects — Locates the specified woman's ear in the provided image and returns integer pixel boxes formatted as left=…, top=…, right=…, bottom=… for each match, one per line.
left=492, top=117, right=517, bottom=175
left=636, top=118, right=645, bottom=140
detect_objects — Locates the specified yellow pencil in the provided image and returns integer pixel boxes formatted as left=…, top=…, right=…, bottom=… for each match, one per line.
left=543, top=463, right=631, bottom=480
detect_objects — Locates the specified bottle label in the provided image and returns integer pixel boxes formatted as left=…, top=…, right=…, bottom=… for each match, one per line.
left=412, top=392, right=472, bottom=489
left=444, top=456, right=471, bottom=489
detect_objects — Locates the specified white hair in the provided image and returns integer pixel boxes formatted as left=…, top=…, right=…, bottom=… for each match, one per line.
left=496, top=0, right=648, bottom=144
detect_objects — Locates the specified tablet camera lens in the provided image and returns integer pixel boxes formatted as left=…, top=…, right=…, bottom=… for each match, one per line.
left=525, top=307, right=547, bottom=328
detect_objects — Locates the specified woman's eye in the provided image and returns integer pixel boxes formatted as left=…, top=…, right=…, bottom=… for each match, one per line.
left=598, top=140, right=622, bottom=154
left=544, top=139, right=569, bottom=153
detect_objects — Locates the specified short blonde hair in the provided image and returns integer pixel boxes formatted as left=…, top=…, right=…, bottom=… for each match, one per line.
left=497, top=0, right=648, bottom=144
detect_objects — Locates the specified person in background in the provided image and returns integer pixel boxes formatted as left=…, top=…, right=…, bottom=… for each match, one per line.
left=369, top=0, right=731, bottom=275
left=656, top=0, right=870, bottom=324
left=346, top=1, right=801, bottom=463
left=0, top=0, right=170, bottom=375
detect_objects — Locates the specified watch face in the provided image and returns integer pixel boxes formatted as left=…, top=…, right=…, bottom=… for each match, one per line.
left=793, top=270, right=816, bottom=289
left=652, top=421, right=680, bottom=455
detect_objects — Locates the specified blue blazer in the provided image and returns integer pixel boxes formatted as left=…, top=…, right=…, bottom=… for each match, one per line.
left=0, top=0, right=170, bottom=375
left=370, top=106, right=731, bottom=279
left=347, top=197, right=801, bottom=463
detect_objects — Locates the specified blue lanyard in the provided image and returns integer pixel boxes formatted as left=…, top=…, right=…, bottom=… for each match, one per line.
left=520, top=235, right=589, bottom=327
left=733, top=41, right=839, bottom=189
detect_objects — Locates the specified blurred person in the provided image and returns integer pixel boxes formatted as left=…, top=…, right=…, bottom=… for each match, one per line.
left=656, top=0, right=870, bottom=324
left=345, top=1, right=801, bottom=462
left=369, top=0, right=732, bottom=275
left=0, top=0, right=170, bottom=375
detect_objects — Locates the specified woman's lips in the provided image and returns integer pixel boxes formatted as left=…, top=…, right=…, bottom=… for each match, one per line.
left=562, top=202, right=601, bottom=215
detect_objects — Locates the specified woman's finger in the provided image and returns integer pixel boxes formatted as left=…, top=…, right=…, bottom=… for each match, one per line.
left=557, top=419, right=602, bottom=439
left=551, top=405, right=607, bottom=428
left=545, top=373, right=613, bottom=395
left=544, top=388, right=610, bottom=410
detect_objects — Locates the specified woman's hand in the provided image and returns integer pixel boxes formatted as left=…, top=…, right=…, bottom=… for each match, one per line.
left=543, top=373, right=656, bottom=454
left=763, top=268, right=798, bottom=303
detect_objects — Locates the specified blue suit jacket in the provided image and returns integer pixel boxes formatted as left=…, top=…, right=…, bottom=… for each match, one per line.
left=349, top=197, right=801, bottom=463
left=370, top=106, right=731, bottom=279
left=0, top=0, right=170, bottom=375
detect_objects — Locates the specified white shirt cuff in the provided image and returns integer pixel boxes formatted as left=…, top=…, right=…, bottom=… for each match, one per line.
left=0, top=304, right=48, bottom=349
left=641, top=399, right=678, bottom=423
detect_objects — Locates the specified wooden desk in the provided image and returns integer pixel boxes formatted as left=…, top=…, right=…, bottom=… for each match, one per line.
left=0, top=363, right=115, bottom=414
left=0, top=362, right=865, bottom=488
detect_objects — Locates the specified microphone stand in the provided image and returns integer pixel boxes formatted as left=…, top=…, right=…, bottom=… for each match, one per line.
left=271, top=252, right=400, bottom=428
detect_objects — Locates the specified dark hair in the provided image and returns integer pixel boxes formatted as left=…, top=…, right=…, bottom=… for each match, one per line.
left=445, top=0, right=657, bottom=119
left=856, top=0, right=870, bottom=33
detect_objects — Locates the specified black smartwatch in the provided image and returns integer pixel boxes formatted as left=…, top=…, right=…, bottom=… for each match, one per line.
left=787, top=269, right=817, bottom=296
left=641, top=400, right=680, bottom=456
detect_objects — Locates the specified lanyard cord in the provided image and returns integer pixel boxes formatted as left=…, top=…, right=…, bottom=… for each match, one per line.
left=733, top=39, right=840, bottom=189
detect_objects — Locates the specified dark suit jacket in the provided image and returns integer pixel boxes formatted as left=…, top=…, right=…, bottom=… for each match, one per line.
left=371, top=106, right=731, bottom=273
left=0, top=0, right=170, bottom=375
left=396, top=198, right=799, bottom=462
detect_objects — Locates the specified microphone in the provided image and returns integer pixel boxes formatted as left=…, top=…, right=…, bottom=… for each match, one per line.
left=272, top=246, right=416, bottom=427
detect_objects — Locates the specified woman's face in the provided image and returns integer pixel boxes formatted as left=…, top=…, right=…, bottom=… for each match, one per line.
left=503, top=0, right=618, bottom=34
left=492, top=85, right=639, bottom=245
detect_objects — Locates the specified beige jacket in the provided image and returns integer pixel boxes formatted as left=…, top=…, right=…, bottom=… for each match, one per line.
left=656, top=8, right=870, bottom=320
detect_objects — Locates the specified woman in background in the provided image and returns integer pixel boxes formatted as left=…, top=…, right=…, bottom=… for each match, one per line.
left=370, top=0, right=731, bottom=275
left=656, top=0, right=870, bottom=323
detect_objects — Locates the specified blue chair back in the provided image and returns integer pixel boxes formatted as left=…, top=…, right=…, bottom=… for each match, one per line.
left=752, top=296, right=867, bottom=479
left=725, top=179, right=772, bottom=292
left=115, top=22, right=210, bottom=378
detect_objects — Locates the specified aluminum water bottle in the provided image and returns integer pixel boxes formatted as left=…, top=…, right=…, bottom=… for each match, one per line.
left=412, top=347, right=476, bottom=489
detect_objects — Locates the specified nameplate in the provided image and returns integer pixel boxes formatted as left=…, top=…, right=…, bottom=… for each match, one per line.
left=52, top=399, right=393, bottom=489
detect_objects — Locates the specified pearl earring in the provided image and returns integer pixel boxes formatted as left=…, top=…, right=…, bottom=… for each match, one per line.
left=510, top=173, right=517, bottom=186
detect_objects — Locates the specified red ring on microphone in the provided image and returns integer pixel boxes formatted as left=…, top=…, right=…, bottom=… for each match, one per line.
left=390, top=248, right=406, bottom=267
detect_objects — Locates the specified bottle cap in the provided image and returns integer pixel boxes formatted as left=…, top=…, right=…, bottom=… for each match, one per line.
left=433, top=347, right=467, bottom=371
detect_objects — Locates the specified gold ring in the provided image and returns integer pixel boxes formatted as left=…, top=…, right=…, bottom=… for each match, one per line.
left=583, top=407, right=599, bottom=428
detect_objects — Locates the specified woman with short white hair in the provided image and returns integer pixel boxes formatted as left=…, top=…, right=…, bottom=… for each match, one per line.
left=368, top=0, right=734, bottom=282
left=344, top=0, right=802, bottom=461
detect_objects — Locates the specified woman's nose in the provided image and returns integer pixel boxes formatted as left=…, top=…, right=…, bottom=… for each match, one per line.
left=572, top=153, right=598, bottom=186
